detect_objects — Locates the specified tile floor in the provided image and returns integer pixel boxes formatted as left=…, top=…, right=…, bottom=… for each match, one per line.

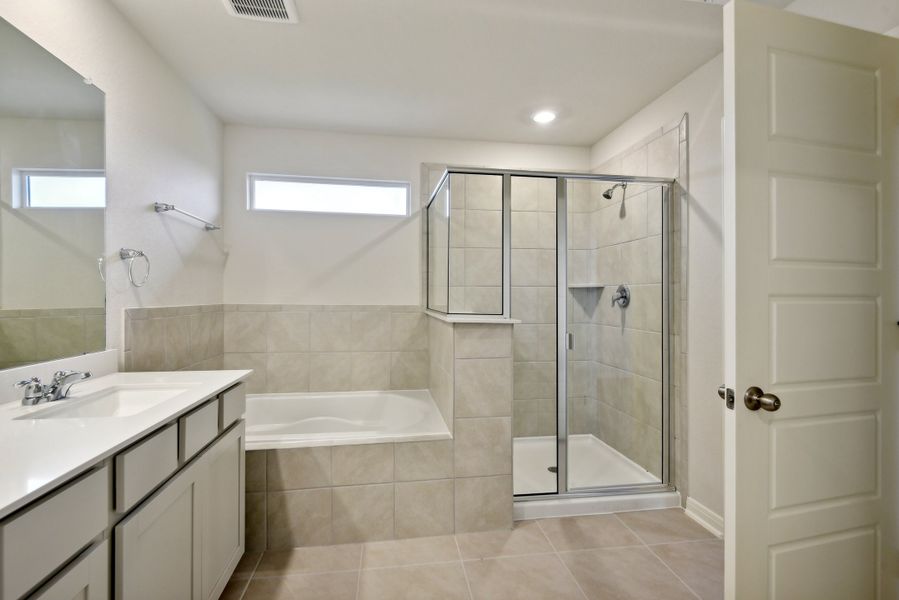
left=223, top=508, right=723, bottom=600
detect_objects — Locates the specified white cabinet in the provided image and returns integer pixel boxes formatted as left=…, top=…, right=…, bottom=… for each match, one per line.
left=199, top=424, right=245, bottom=600
left=31, top=541, right=110, bottom=600
left=114, top=422, right=245, bottom=600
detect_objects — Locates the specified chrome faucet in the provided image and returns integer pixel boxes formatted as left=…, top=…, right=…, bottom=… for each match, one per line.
left=16, top=370, right=92, bottom=406
left=611, top=284, right=631, bottom=308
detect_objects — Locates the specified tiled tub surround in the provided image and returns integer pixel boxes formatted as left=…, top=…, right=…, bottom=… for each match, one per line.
left=244, top=320, right=514, bottom=550
left=125, top=304, right=430, bottom=395
left=223, top=305, right=429, bottom=395
left=123, top=304, right=225, bottom=372
left=0, top=307, right=105, bottom=369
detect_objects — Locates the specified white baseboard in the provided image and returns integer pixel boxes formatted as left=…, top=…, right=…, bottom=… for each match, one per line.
left=685, top=496, right=724, bottom=538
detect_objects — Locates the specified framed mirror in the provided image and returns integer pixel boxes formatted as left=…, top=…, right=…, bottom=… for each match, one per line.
left=0, top=18, right=106, bottom=370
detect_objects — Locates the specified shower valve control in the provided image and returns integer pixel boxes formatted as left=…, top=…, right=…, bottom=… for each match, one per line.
left=611, top=284, right=630, bottom=308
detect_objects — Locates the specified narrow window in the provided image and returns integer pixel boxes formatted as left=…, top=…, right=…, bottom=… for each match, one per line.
left=17, top=169, right=106, bottom=208
left=248, top=174, right=409, bottom=216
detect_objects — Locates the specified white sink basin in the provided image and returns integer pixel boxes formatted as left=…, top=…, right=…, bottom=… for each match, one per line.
left=16, top=386, right=191, bottom=420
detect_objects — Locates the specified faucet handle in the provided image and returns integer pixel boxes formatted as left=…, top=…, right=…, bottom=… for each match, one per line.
left=16, top=377, right=46, bottom=404
left=16, top=376, right=41, bottom=389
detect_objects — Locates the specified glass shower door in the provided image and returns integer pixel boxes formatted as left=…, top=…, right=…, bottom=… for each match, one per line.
left=564, top=178, right=666, bottom=491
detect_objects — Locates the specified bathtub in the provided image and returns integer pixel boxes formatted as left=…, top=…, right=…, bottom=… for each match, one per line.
left=245, top=389, right=451, bottom=450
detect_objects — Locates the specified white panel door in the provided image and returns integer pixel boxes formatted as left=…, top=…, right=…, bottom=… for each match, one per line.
left=723, top=1, right=898, bottom=598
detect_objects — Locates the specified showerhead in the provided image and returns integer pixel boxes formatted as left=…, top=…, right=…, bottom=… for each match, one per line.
left=602, top=182, right=627, bottom=200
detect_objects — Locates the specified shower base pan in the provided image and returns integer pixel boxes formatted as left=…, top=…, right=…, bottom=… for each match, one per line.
left=512, top=434, right=680, bottom=520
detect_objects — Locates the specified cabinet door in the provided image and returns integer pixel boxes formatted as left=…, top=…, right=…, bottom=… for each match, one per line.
left=199, top=423, right=245, bottom=600
left=115, top=460, right=202, bottom=600
left=32, top=540, right=109, bottom=600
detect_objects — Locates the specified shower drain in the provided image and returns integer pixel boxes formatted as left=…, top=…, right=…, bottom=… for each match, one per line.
left=547, top=466, right=558, bottom=473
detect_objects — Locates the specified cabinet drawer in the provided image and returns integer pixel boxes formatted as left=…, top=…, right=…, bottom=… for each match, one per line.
left=116, top=423, right=178, bottom=513
left=180, top=400, right=219, bottom=463
left=0, top=466, right=109, bottom=600
left=31, top=540, right=109, bottom=600
left=219, top=384, right=245, bottom=431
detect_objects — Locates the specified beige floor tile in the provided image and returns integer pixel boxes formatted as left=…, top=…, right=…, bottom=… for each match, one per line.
left=456, top=520, right=554, bottom=559
left=463, top=554, right=585, bottom=600
left=615, top=508, right=715, bottom=545
left=357, top=563, right=471, bottom=600
left=537, top=514, right=642, bottom=551
left=219, top=577, right=249, bottom=600
left=255, top=544, right=362, bottom=576
left=231, top=551, right=262, bottom=579
left=651, top=540, right=724, bottom=600
left=560, top=546, right=696, bottom=600
left=362, top=535, right=461, bottom=569
left=242, top=572, right=358, bottom=600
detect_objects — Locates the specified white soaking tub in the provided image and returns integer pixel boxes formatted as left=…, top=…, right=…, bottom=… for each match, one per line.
left=245, top=389, right=451, bottom=450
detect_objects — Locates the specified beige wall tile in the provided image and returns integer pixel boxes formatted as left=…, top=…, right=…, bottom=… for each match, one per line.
left=246, top=492, right=266, bottom=552
left=310, top=312, right=353, bottom=351
left=395, top=440, right=453, bottom=481
left=332, top=444, right=394, bottom=486
left=390, top=312, right=428, bottom=351
left=352, top=311, right=391, bottom=351
left=454, top=358, right=512, bottom=418
left=394, top=480, right=454, bottom=538
left=463, top=209, right=502, bottom=248
left=266, top=311, right=310, bottom=352
left=350, top=352, right=391, bottom=391
left=454, top=324, right=511, bottom=359
left=309, top=353, right=353, bottom=392
left=223, top=353, right=267, bottom=393
left=332, top=484, right=395, bottom=543
left=463, top=249, right=502, bottom=287
left=266, top=353, right=310, bottom=393
left=225, top=311, right=266, bottom=353
left=267, top=447, right=331, bottom=490
left=390, top=351, right=428, bottom=389
left=454, top=417, right=512, bottom=477
left=513, top=361, right=555, bottom=400
left=268, top=489, right=333, bottom=549
left=246, top=450, right=266, bottom=492
left=454, top=475, right=512, bottom=533
left=130, top=318, right=165, bottom=371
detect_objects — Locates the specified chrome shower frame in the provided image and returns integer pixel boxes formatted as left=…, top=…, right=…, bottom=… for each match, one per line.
left=426, top=167, right=676, bottom=500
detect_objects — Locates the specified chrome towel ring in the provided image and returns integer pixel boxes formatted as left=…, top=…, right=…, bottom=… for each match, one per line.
left=119, top=248, right=150, bottom=287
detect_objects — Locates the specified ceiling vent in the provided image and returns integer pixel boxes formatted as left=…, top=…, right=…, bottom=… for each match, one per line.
left=223, top=0, right=298, bottom=23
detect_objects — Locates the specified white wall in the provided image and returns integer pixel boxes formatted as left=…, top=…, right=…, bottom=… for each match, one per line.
left=0, top=117, right=104, bottom=309
left=223, top=125, right=589, bottom=305
left=0, top=0, right=225, bottom=355
left=592, top=54, right=726, bottom=519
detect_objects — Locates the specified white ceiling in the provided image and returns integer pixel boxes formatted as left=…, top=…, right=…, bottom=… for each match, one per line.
left=0, top=18, right=104, bottom=120
left=109, top=0, right=725, bottom=146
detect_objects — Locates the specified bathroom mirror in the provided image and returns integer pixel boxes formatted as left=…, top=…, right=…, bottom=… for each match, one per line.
left=0, top=18, right=106, bottom=370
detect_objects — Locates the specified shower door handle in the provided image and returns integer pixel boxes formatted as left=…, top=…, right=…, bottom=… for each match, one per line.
left=567, top=332, right=574, bottom=350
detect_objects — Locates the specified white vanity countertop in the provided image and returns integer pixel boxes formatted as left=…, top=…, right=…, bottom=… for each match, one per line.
left=0, top=370, right=250, bottom=521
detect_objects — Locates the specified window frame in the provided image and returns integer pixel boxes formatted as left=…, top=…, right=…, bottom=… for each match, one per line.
left=15, top=168, right=106, bottom=209
left=247, top=173, right=411, bottom=217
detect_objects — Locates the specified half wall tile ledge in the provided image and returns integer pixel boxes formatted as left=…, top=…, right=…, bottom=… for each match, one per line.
left=424, top=310, right=520, bottom=325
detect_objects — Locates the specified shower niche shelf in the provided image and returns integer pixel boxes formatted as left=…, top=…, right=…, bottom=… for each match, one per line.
left=568, top=283, right=612, bottom=289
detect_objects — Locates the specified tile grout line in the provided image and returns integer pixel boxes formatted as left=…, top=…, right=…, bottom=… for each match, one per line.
left=612, top=514, right=703, bottom=600
left=354, top=544, right=365, bottom=600
left=534, top=518, right=590, bottom=600
left=453, top=536, right=476, bottom=600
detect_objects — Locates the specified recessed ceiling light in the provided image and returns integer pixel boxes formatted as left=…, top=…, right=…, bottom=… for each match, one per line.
left=532, top=110, right=557, bottom=124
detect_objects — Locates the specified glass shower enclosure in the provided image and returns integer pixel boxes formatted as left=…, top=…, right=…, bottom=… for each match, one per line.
left=426, top=167, right=674, bottom=499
